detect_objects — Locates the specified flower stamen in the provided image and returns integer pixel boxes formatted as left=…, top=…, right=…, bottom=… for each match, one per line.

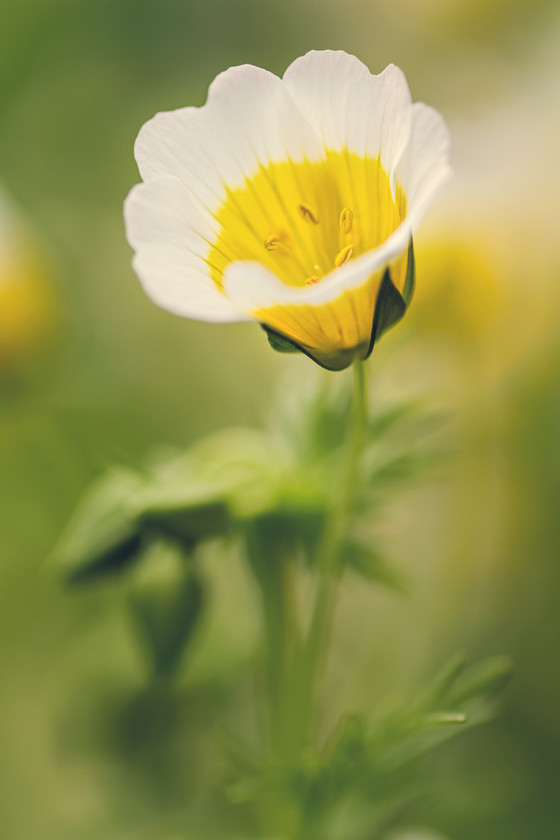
left=264, top=234, right=283, bottom=251
left=305, top=274, right=321, bottom=285
left=334, top=244, right=354, bottom=268
left=339, top=208, right=353, bottom=235
left=298, top=203, right=319, bottom=225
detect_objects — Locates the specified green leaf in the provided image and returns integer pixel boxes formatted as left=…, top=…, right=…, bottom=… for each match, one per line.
left=51, top=468, right=145, bottom=583
left=327, top=712, right=368, bottom=770
left=446, top=656, right=514, bottom=706
left=342, top=538, right=406, bottom=591
left=273, top=373, right=351, bottom=464
left=416, top=651, right=469, bottom=710
left=137, top=490, right=231, bottom=545
left=363, top=449, right=421, bottom=486
left=406, top=711, right=467, bottom=731
left=367, top=402, right=418, bottom=440
left=251, top=506, right=326, bottom=554
left=128, top=538, right=205, bottom=678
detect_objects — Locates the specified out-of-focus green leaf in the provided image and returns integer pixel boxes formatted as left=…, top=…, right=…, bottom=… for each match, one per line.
left=414, top=651, right=469, bottom=710
left=446, top=656, right=514, bottom=707
left=272, top=373, right=350, bottom=464
left=132, top=481, right=232, bottom=545
left=363, top=654, right=513, bottom=782
left=128, top=537, right=205, bottom=678
left=51, top=467, right=145, bottom=583
left=342, top=537, right=406, bottom=591
left=326, top=712, right=368, bottom=778
left=386, top=831, right=449, bottom=840
left=251, top=506, right=327, bottom=555
left=405, top=711, right=467, bottom=731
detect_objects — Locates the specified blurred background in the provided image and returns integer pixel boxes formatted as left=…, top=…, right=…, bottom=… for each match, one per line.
left=1, top=0, right=560, bottom=837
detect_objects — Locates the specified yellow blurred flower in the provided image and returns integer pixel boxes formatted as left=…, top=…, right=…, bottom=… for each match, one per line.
left=413, top=235, right=501, bottom=338
left=0, top=194, right=56, bottom=374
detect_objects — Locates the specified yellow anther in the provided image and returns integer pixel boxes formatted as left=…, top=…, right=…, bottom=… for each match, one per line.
left=264, top=234, right=282, bottom=251
left=298, top=203, right=319, bottom=225
left=339, top=208, right=353, bottom=234
left=305, top=274, right=321, bottom=285
left=334, top=245, right=354, bottom=268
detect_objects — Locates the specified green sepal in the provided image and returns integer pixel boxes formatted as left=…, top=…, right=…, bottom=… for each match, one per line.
left=401, top=239, right=416, bottom=306
left=367, top=269, right=407, bottom=352
left=128, top=538, right=205, bottom=678
left=262, top=325, right=303, bottom=354
left=262, top=324, right=360, bottom=371
left=51, top=468, right=144, bottom=583
left=366, top=239, right=415, bottom=356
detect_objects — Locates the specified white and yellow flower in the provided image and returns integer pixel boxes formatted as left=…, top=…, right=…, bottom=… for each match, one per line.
left=124, top=50, right=450, bottom=370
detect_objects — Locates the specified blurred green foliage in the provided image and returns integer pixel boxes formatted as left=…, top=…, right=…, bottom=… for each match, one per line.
left=1, top=0, right=560, bottom=838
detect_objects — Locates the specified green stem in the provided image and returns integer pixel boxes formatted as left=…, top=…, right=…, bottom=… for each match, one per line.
left=296, top=359, right=369, bottom=750
left=245, top=521, right=299, bottom=762
left=246, top=362, right=369, bottom=837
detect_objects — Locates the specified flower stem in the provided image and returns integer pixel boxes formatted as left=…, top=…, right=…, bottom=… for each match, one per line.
left=296, top=359, right=369, bottom=751
left=247, top=362, right=369, bottom=837
left=245, top=521, right=300, bottom=763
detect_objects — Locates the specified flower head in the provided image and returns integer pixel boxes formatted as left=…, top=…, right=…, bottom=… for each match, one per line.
left=125, top=50, right=450, bottom=370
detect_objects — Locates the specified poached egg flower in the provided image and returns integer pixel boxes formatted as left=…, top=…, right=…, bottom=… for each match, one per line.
left=124, top=50, right=451, bottom=370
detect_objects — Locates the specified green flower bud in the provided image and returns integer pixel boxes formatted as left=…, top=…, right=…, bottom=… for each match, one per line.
left=128, top=538, right=205, bottom=678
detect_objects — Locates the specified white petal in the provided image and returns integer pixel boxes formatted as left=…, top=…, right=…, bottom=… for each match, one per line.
left=134, top=65, right=323, bottom=214
left=132, top=244, right=247, bottom=323
left=397, top=102, right=452, bottom=227
left=134, top=108, right=226, bottom=212
left=124, top=176, right=218, bottom=253
left=223, top=222, right=411, bottom=310
left=283, top=50, right=412, bottom=171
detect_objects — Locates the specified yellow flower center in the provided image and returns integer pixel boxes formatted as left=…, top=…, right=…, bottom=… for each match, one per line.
left=207, top=151, right=407, bottom=291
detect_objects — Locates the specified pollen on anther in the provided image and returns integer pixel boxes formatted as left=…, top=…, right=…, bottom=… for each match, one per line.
left=298, top=203, right=319, bottom=225
left=339, top=208, right=353, bottom=234
left=305, top=274, right=321, bottom=285
left=335, top=245, right=354, bottom=268
left=264, top=235, right=282, bottom=251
